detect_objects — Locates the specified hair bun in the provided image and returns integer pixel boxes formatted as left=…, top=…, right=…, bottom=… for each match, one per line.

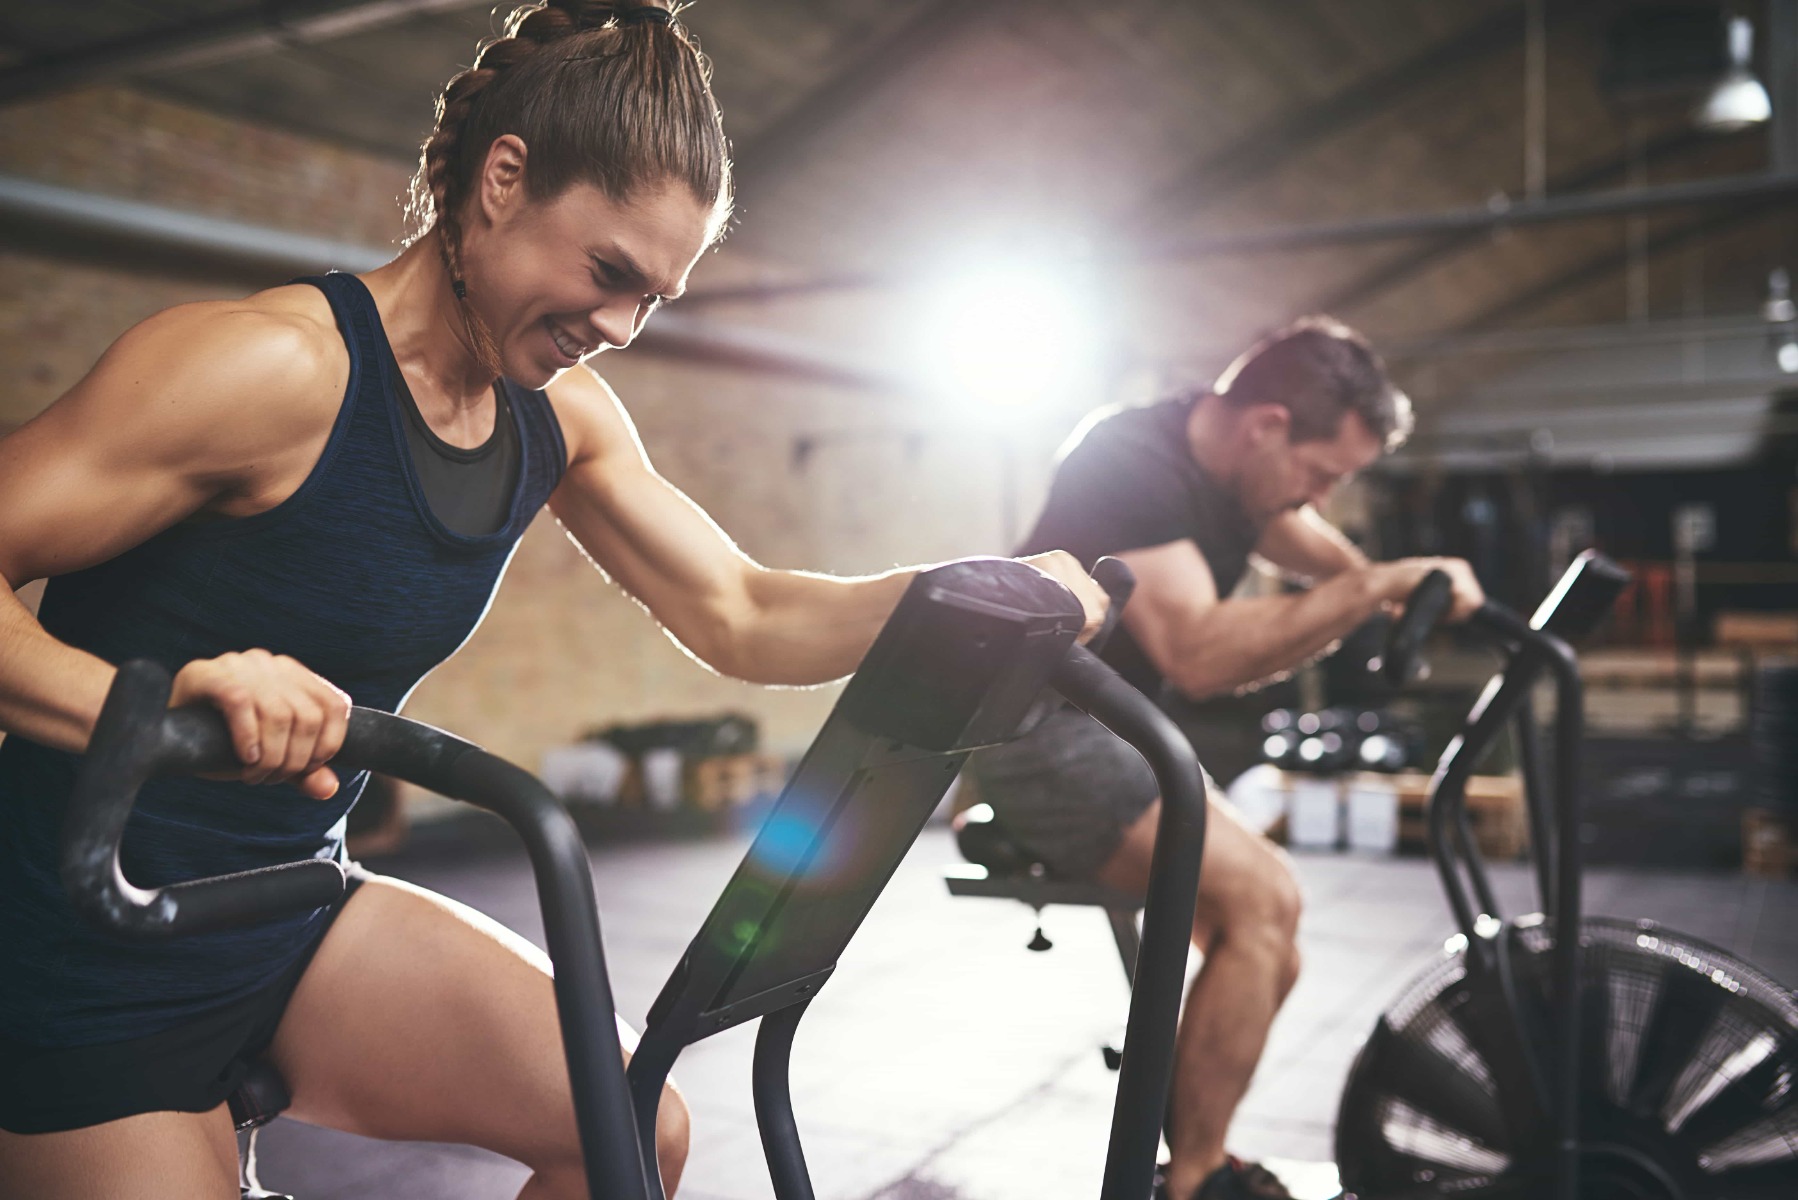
left=573, top=2, right=674, bottom=29
left=615, top=5, right=673, bottom=26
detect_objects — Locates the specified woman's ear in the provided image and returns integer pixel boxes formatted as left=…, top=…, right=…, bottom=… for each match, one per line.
left=476, top=134, right=530, bottom=226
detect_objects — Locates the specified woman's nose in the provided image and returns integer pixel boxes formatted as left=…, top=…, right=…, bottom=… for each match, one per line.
left=588, top=301, right=636, bottom=351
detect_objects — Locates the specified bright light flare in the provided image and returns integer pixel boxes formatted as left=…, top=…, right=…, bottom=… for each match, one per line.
left=912, top=260, right=1103, bottom=409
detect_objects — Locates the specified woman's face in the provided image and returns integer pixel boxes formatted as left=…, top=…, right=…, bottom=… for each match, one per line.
left=465, top=150, right=714, bottom=386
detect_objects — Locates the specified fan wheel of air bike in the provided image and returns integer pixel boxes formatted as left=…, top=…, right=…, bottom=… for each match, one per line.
left=1335, top=917, right=1798, bottom=1199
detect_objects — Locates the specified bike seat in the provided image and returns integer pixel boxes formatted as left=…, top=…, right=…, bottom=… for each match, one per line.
left=228, top=1058, right=292, bottom=1132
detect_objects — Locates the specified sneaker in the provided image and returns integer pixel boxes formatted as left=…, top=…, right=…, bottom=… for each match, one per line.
left=1194, top=1156, right=1297, bottom=1200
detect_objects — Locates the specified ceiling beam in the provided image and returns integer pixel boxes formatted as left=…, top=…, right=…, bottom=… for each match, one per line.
left=1303, top=127, right=1723, bottom=319
left=1402, top=197, right=1798, bottom=354
left=1379, top=311, right=1777, bottom=358
left=0, top=0, right=481, bottom=106
left=0, top=172, right=896, bottom=391
left=680, top=162, right=1798, bottom=307
left=1124, top=0, right=1600, bottom=236
left=1145, top=169, right=1798, bottom=258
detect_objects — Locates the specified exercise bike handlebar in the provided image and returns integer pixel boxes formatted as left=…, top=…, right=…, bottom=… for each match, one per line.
left=1084, top=556, right=1136, bottom=654
left=1388, top=556, right=1626, bottom=1200
left=1049, top=563, right=1208, bottom=1200
left=1380, top=567, right=1456, bottom=686
left=63, top=658, right=653, bottom=1200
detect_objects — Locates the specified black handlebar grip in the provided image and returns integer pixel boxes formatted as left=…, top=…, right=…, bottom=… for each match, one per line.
left=63, top=660, right=348, bottom=939
left=1380, top=569, right=1454, bottom=687
left=63, top=660, right=484, bottom=941
left=1086, top=556, right=1137, bottom=656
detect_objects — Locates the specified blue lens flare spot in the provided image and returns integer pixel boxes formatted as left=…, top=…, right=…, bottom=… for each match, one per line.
left=749, top=808, right=820, bottom=876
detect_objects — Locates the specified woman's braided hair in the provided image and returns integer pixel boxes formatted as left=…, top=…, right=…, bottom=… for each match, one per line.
left=406, top=1, right=731, bottom=363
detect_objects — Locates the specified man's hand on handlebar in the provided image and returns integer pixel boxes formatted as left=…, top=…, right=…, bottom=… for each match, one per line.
left=1375, top=557, right=1485, bottom=622
left=166, top=650, right=351, bottom=798
left=1018, top=550, right=1111, bottom=644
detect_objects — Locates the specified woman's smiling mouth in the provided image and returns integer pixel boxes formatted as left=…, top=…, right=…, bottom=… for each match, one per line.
left=547, top=319, right=595, bottom=363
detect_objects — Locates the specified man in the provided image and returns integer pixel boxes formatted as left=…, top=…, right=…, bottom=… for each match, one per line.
left=968, top=316, right=1482, bottom=1200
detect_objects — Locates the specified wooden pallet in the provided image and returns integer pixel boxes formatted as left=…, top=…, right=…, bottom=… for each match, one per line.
left=1390, top=770, right=1527, bottom=860
left=1262, top=769, right=1527, bottom=859
left=1744, top=808, right=1794, bottom=878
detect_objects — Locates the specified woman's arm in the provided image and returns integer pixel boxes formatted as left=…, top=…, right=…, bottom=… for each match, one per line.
left=545, top=366, right=1104, bottom=686
left=0, top=299, right=353, bottom=792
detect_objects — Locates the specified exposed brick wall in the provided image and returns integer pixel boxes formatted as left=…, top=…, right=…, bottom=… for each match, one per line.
left=0, top=87, right=412, bottom=246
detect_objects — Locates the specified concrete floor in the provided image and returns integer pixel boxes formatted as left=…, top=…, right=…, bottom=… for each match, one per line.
left=253, top=823, right=1798, bottom=1200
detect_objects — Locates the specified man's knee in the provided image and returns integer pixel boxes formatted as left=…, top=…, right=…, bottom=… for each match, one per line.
left=1263, top=857, right=1303, bottom=944
left=1277, top=935, right=1302, bottom=998
left=1200, top=848, right=1303, bottom=953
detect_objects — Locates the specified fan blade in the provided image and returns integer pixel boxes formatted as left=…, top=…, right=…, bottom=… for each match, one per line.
left=1578, top=961, right=1614, bottom=1109
left=1700, top=1157, right=1798, bottom=1199
left=1444, top=979, right=1551, bottom=1145
left=1678, top=1032, right=1798, bottom=1147
left=1626, top=957, right=1731, bottom=1120
left=1364, top=1016, right=1513, bottom=1152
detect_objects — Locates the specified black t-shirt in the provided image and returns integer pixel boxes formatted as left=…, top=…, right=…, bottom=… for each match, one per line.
left=1018, top=394, right=1261, bottom=697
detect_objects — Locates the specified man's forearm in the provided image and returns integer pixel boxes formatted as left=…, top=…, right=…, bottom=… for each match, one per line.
left=0, top=582, right=112, bottom=752
left=1164, top=567, right=1384, bottom=699
left=1255, top=507, right=1369, bottom=584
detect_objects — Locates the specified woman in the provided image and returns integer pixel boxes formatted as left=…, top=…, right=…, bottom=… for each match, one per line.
left=0, top=4, right=1106, bottom=1196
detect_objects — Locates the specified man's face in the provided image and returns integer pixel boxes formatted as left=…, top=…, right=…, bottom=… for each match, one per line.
left=1235, top=406, right=1384, bottom=525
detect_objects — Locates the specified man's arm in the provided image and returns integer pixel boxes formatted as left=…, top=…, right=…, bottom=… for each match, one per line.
left=1117, top=540, right=1481, bottom=699
left=1253, top=506, right=1368, bottom=583
left=1117, top=541, right=1388, bottom=699
left=545, top=367, right=1104, bottom=687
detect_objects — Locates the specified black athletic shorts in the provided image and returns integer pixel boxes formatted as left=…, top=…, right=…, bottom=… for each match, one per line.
left=966, top=705, right=1164, bottom=881
left=0, top=866, right=368, bottom=1135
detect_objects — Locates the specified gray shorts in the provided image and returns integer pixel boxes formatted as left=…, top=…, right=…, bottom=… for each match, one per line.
left=964, top=705, right=1161, bottom=882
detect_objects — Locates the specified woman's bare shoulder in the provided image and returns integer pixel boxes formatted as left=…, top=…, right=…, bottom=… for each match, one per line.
left=68, top=284, right=349, bottom=452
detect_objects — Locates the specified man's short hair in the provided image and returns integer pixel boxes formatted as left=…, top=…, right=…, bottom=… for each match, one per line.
left=1212, top=316, right=1413, bottom=451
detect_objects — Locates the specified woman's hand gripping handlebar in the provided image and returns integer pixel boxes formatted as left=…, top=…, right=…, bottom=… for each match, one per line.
left=62, top=659, right=484, bottom=939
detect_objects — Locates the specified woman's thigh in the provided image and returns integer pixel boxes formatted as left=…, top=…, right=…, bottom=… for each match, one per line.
left=0, top=1107, right=237, bottom=1200
left=268, top=874, right=672, bottom=1172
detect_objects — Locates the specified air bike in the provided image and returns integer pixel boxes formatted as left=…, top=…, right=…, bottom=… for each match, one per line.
left=1336, top=550, right=1798, bottom=1199
left=66, top=555, right=1209, bottom=1199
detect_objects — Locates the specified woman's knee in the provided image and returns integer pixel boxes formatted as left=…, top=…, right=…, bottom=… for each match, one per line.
left=524, top=1083, right=686, bottom=1197
left=656, top=1083, right=691, bottom=1189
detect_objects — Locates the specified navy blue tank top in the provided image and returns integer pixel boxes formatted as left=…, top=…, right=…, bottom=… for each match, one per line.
left=0, top=273, right=567, bottom=1047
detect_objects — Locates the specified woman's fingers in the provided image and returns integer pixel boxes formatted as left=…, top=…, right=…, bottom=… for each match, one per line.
left=169, top=651, right=349, bottom=797
left=1018, top=550, right=1111, bottom=642
left=295, top=765, right=342, bottom=801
